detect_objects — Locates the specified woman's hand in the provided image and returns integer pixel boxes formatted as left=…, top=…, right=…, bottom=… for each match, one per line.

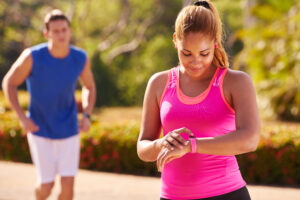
left=158, top=127, right=193, bottom=151
left=156, top=127, right=194, bottom=172
left=157, top=141, right=191, bottom=172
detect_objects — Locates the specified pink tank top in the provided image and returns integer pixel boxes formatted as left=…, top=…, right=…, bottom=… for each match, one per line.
left=160, top=66, right=246, bottom=199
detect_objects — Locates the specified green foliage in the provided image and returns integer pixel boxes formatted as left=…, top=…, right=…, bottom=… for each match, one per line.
left=238, top=123, right=300, bottom=185
left=1, top=110, right=300, bottom=185
left=0, top=114, right=158, bottom=176
left=67, top=0, right=183, bottom=106
left=80, top=121, right=157, bottom=175
left=0, top=127, right=31, bottom=163
left=116, top=35, right=177, bottom=105
left=91, top=54, right=120, bottom=106
left=235, top=0, right=300, bottom=121
left=1, top=0, right=298, bottom=121
left=0, top=0, right=244, bottom=107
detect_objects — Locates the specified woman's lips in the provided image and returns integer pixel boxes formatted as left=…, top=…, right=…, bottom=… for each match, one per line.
left=189, top=67, right=202, bottom=72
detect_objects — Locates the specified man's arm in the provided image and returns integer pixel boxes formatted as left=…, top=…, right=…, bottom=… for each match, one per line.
left=78, top=58, right=96, bottom=132
left=2, top=48, right=39, bottom=132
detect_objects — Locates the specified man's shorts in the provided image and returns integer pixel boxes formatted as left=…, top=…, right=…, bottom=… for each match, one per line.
left=27, top=133, right=80, bottom=184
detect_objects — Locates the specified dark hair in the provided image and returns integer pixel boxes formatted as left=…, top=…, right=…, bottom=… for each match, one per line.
left=175, top=0, right=229, bottom=68
left=194, top=0, right=210, bottom=9
left=44, top=9, right=70, bottom=30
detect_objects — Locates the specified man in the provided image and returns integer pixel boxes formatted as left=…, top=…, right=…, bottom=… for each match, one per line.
left=2, top=9, right=96, bottom=200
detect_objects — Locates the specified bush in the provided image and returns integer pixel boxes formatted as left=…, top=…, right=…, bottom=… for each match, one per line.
left=0, top=116, right=158, bottom=176
left=237, top=123, right=300, bottom=185
left=79, top=121, right=158, bottom=176
left=0, top=108, right=300, bottom=186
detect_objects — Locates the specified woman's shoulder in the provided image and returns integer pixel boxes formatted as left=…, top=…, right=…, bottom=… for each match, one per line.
left=224, top=68, right=255, bottom=94
left=146, top=69, right=172, bottom=104
left=148, top=69, right=170, bottom=89
left=225, top=68, right=253, bottom=85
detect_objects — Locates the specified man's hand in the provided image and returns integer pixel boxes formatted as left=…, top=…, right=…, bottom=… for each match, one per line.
left=20, top=117, right=40, bottom=133
left=79, top=117, right=91, bottom=132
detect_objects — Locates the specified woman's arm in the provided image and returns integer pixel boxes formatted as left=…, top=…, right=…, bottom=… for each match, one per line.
left=193, top=70, right=261, bottom=155
left=137, top=71, right=167, bottom=162
left=137, top=71, right=192, bottom=162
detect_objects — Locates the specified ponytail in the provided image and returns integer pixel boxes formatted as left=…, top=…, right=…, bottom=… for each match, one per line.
left=205, top=0, right=229, bottom=68
left=213, top=42, right=229, bottom=68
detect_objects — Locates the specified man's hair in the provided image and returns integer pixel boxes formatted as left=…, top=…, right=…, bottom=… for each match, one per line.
left=44, top=9, right=70, bottom=30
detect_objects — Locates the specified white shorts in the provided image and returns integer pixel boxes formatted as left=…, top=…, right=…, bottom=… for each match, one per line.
left=27, top=133, right=80, bottom=184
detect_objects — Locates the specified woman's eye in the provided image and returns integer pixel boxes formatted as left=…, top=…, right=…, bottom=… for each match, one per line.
left=182, top=52, right=191, bottom=56
left=201, top=53, right=209, bottom=57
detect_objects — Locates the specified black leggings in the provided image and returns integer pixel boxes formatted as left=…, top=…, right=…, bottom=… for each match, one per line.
left=160, top=186, right=251, bottom=200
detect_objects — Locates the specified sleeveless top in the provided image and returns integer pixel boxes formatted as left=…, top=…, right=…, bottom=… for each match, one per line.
left=160, top=66, right=246, bottom=199
left=26, top=43, right=86, bottom=139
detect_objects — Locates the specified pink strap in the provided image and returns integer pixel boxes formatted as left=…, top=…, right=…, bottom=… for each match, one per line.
left=213, top=67, right=226, bottom=87
left=190, top=138, right=197, bottom=153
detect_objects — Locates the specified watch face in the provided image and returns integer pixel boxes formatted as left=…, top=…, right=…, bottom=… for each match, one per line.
left=83, top=113, right=90, bottom=119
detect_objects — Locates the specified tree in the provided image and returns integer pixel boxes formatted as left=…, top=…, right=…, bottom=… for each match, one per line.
left=235, top=0, right=300, bottom=121
left=0, top=0, right=245, bottom=107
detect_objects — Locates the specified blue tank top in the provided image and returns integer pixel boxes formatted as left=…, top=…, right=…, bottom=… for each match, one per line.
left=26, top=43, right=86, bottom=139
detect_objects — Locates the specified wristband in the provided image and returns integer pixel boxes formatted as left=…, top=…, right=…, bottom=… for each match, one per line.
left=82, top=112, right=91, bottom=120
left=189, top=136, right=197, bottom=153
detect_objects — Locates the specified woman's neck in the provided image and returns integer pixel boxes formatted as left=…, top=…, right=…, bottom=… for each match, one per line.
left=179, top=64, right=217, bottom=83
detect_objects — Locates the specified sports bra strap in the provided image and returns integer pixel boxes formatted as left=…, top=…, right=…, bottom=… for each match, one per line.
left=213, top=67, right=227, bottom=87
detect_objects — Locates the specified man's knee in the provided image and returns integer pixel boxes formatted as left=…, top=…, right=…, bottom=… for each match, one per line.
left=61, top=176, right=74, bottom=188
left=36, top=182, right=54, bottom=198
left=58, top=177, right=74, bottom=200
left=60, top=177, right=74, bottom=196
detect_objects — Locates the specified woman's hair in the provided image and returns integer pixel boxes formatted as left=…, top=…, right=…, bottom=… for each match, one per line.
left=175, top=0, right=228, bottom=68
left=44, top=9, right=70, bottom=30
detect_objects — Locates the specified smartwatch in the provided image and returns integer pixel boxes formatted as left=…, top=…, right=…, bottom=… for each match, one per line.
left=189, top=135, right=197, bottom=153
left=82, top=112, right=91, bottom=120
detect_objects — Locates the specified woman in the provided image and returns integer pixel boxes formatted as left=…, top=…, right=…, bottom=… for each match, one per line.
left=137, top=1, right=260, bottom=199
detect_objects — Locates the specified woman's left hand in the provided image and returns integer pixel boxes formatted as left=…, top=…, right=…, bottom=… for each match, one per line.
left=156, top=141, right=191, bottom=172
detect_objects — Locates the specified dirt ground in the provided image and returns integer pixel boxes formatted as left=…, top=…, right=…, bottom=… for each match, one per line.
left=0, top=161, right=299, bottom=200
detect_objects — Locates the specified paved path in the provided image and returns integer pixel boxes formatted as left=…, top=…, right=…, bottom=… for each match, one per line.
left=0, top=161, right=299, bottom=200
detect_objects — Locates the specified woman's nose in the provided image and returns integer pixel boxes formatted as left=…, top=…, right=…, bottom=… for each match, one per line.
left=191, top=56, right=202, bottom=65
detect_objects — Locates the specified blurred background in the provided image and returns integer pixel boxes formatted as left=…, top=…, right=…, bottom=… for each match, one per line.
left=0, top=0, right=300, bottom=188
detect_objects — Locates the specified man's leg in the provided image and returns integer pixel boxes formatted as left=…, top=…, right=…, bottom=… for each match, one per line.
left=27, top=134, right=56, bottom=200
left=35, top=182, right=55, bottom=200
left=58, top=176, right=74, bottom=200
left=56, top=134, right=80, bottom=200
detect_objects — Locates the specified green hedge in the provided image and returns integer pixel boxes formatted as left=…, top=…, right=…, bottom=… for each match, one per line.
left=0, top=120, right=158, bottom=176
left=0, top=116, right=300, bottom=186
left=237, top=124, right=300, bottom=185
left=79, top=121, right=158, bottom=176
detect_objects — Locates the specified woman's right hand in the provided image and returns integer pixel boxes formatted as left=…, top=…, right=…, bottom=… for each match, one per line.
left=20, top=117, right=40, bottom=133
left=158, top=127, right=194, bottom=151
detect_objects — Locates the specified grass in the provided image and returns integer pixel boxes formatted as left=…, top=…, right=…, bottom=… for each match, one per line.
left=94, top=107, right=142, bottom=125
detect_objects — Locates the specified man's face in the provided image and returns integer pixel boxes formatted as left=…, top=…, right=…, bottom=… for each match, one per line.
left=44, top=19, right=71, bottom=46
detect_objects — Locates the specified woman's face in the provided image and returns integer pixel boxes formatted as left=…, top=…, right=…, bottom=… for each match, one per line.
left=174, top=32, right=215, bottom=79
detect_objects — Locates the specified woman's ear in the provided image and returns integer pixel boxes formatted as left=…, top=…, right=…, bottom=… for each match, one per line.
left=214, top=38, right=218, bottom=49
